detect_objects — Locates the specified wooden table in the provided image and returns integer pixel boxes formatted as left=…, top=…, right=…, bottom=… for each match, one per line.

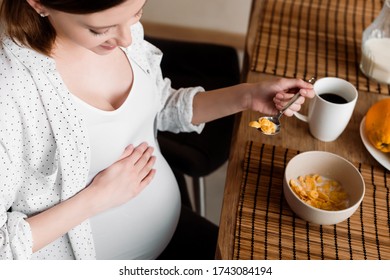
left=216, top=0, right=390, bottom=260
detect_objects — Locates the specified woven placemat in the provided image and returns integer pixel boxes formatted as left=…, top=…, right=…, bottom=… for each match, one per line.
left=234, top=141, right=390, bottom=260
left=250, top=0, right=390, bottom=95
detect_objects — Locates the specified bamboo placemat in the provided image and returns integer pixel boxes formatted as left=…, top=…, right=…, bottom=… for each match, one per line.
left=250, top=0, right=390, bottom=95
left=234, top=141, right=390, bottom=260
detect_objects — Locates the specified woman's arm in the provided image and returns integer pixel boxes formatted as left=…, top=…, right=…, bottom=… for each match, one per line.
left=191, top=77, right=315, bottom=125
left=26, top=186, right=96, bottom=253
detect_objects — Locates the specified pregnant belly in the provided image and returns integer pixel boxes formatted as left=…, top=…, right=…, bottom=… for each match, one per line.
left=89, top=155, right=181, bottom=260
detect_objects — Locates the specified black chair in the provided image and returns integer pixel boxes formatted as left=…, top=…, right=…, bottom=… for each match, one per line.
left=146, top=37, right=240, bottom=216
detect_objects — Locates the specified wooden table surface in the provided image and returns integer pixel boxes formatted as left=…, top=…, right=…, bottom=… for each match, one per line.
left=216, top=0, right=389, bottom=260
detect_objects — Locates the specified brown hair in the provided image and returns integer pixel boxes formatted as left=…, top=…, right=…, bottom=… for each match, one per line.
left=0, top=0, right=127, bottom=56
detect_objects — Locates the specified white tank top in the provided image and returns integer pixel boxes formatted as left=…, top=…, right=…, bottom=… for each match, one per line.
left=72, top=58, right=181, bottom=260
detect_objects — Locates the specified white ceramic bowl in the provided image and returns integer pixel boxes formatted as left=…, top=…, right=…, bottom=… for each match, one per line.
left=283, top=151, right=365, bottom=225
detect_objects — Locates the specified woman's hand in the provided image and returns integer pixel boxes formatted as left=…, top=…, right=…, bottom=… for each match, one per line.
left=247, top=77, right=315, bottom=116
left=86, top=142, right=156, bottom=215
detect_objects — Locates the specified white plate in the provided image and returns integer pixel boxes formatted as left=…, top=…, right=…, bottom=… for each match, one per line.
left=360, top=116, right=390, bottom=170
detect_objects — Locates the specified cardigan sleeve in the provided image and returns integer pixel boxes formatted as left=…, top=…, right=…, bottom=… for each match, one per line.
left=0, top=141, right=34, bottom=260
left=0, top=48, right=35, bottom=259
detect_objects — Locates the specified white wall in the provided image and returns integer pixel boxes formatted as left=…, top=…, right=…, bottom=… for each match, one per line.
left=142, top=0, right=252, bottom=36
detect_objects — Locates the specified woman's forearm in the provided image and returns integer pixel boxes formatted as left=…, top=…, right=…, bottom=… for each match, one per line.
left=26, top=187, right=96, bottom=253
left=192, top=83, right=252, bottom=125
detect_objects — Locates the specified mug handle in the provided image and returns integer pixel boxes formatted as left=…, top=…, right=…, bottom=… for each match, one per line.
left=292, top=76, right=316, bottom=123
left=294, top=111, right=309, bottom=122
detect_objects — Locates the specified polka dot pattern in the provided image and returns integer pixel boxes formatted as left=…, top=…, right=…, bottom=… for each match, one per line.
left=0, top=22, right=204, bottom=260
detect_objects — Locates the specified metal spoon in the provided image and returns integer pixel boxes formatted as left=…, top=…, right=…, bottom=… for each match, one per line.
left=257, top=76, right=316, bottom=135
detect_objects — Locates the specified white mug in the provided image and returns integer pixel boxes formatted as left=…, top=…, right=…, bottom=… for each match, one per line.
left=294, top=77, right=358, bottom=142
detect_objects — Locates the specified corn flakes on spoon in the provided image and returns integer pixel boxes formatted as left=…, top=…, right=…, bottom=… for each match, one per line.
left=250, top=77, right=316, bottom=135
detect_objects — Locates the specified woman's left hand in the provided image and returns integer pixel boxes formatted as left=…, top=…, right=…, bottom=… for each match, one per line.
left=248, top=77, right=315, bottom=116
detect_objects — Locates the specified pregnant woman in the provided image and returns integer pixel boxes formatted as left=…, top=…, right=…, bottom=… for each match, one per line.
left=0, top=0, right=314, bottom=259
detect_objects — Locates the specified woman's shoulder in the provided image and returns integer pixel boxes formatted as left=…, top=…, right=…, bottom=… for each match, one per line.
left=0, top=38, right=43, bottom=103
left=123, top=22, right=163, bottom=75
left=0, top=35, right=53, bottom=72
left=0, top=36, right=48, bottom=82
left=0, top=37, right=19, bottom=69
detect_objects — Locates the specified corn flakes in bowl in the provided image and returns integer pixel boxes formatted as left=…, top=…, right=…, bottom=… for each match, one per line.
left=283, top=151, right=365, bottom=225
